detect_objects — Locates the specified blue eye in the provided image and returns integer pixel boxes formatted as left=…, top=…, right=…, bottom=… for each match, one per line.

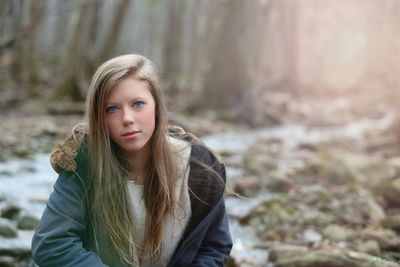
left=106, top=106, right=118, bottom=113
left=132, top=101, right=145, bottom=109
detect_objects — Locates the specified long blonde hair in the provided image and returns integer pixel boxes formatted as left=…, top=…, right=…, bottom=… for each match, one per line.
left=84, top=54, right=178, bottom=264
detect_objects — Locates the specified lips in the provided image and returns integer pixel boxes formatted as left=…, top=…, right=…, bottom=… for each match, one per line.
left=122, top=130, right=140, bottom=137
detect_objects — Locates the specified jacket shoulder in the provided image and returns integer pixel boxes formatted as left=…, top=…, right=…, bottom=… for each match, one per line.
left=50, top=130, right=87, bottom=174
left=188, top=142, right=226, bottom=213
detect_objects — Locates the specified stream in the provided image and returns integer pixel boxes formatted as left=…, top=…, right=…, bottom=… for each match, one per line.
left=0, top=113, right=395, bottom=266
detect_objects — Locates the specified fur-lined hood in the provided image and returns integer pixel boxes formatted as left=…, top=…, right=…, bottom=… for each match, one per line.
left=50, top=131, right=85, bottom=173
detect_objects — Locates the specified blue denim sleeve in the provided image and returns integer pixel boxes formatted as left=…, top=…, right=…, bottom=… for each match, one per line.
left=31, top=170, right=108, bottom=267
left=190, top=198, right=233, bottom=267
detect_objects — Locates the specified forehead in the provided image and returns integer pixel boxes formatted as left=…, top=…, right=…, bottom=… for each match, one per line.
left=105, top=76, right=152, bottom=103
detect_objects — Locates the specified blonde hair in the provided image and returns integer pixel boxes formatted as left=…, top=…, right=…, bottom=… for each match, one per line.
left=84, top=54, right=178, bottom=264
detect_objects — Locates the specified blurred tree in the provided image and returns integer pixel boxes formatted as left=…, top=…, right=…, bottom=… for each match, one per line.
left=8, top=0, right=43, bottom=97
left=54, top=0, right=130, bottom=101
left=1, top=0, right=399, bottom=124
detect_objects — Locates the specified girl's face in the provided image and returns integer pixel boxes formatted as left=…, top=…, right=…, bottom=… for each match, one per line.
left=104, top=75, right=156, bottom=159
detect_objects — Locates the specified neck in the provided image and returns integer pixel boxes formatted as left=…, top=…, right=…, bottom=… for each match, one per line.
left=130, top=154, right=147, bottom=177
left=126, top=145, right=151, bottom=179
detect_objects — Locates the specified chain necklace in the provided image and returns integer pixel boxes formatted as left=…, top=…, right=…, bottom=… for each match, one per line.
left=127, top=174, right=142, bottom=185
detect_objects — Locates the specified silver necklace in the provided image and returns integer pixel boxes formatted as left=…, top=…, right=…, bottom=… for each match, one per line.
left=127, top=175, right=142, bottom=185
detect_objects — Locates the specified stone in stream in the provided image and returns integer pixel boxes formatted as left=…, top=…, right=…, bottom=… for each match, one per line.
left=0, top=219, right=18, bottom=238
left=0, top=256, right=16, bottom=267
left=356, top=239, right=380, bottom=257
left=301, top=149, right=396, bottom=186
left=374, top=178, right=400, bottom=208
left=0, top=170, right=13, bottom=177
left=266, top=172, right=293, bottom=193
left=0, top=242, right=31, bottom=259
left=382, top=214, right=400, bottom=233
left=1, top=204, right=21, bottom=220
left=17, top=213, right=39, bottom=230
left=232, top=176, right=262, bottom=196
left=268, top=246, right=400, bottom=267
left=360, top=228, right=400, bottom=250
left=358, top=196, right=386, bottom=223
left=268, top=244, right=309, bottom=262
left=323, top=224, right=353, bottom=242
left=302, top=228, right=322, bottom=244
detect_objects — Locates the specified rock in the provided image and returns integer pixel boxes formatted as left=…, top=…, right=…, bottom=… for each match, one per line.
left=302, top=150, right=396, bottom=185
left=243, top=150, right=277, bottom=176
left=356, top=239, right=380, bottom=256
left=358, top=196, right=386, bottom=223
left=17, top=213, right=39, bottom=230
left=268, top=245, right=308, bottom=262
left=0, top=241, right=31, bottom=258
left=301, top=184, right=331, bottom=205
left=382, top=214, right=400, bottom=233
left=310, top=151, right=365, bottom=184
left=323, top=224, right=353, bottom=242
left=0, top=256, right=16, bottom=267
left=40, top=120, right=58, bottom=137
left=266, top=172, right=293, bottom=193
left=303, top=228, right=322, bottom=244
left=297, top=142, right=319, bottom=152
left=232, top=176, right=262, bottom=196
left=225, top=197, right=264, bottom=221
left=0, top=219, right=18, bottom=238
left=1, top=203, right=21, bottom=220
left=269, top=247, right=400, bottom=267
left=360, top=228, right=400, bottom=250
left=20, top=164, right=36, bottom=173
left=0, top=170, right=13, bottom=176
left=14, top=143, right=31, bottom=158
left=374, top=178, right=400, bottom=208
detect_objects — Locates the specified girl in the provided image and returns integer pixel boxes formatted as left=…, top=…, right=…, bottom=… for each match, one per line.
left=31, top=54, right=232, bottom=266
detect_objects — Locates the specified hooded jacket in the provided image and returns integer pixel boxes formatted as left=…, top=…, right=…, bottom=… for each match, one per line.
left=31, top=132, right=232, bottom=267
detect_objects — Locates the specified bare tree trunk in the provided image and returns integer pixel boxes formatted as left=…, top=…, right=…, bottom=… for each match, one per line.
left=203, top=0, right=245, bottom=110
left=100, top=0, right=130, bottom=59
left=10, top=0, right=44, bottom=97
left=162, top=0, right=185, bottom=96
left=278, top=0, right=299, bottom=94
left=53, top=1, right=100, bottom=100
left=53, top=0, right=131, bottom=100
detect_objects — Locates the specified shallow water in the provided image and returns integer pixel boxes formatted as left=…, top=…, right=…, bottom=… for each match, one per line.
left=0, top=153, right=56, bottom=218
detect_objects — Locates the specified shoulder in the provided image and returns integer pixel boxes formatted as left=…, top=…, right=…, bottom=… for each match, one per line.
left=190, top=143, right=225, bottom=177
left=171, top=131, right=227, bottom=233
left=50, top=128, right=89, bottom=176
left=188, top=143, right=226, bottom=198
left=167, top=125, right=226, bottom=200
left=168, top=125, right=224, bottom=173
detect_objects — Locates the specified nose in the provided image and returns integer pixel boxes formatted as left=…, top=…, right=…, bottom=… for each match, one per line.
left=122, top=107, right=135, bottom=125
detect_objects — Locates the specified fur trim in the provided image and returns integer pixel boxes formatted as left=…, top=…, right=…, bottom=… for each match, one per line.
left=50, top=131, right=85, bottom=173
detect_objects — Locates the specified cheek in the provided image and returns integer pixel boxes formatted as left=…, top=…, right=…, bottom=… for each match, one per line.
left=145, top=105, right=156, bottom=131
left=105, top=117, right=118, bottom=136
left=145, top=110, right=156, bottom=129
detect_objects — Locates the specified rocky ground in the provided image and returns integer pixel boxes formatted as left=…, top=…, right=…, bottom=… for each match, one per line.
left=1, top=89, right=400, bottom=267
left=224, top=89, right=400, bottom=266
